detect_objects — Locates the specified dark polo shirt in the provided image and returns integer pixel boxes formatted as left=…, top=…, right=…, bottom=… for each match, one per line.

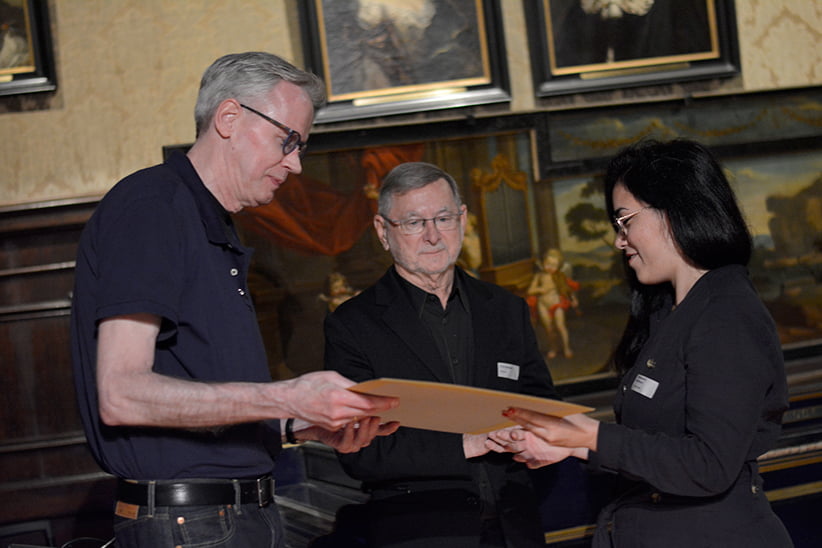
left=71, top=151, right=277, bottom=480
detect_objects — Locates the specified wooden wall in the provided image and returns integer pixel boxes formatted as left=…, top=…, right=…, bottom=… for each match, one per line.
left=0, top=198, right=115, bottom=544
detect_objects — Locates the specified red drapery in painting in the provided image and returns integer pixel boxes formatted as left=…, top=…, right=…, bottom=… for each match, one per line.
left=235, top=145, right=424, bottom=255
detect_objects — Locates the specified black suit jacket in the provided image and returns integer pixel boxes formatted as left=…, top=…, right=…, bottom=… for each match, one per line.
left=590, top=265, right=792, bottom=547
left=324, top=266, right=558, bottom=546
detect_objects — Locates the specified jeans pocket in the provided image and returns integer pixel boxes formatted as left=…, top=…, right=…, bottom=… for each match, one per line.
left=114, top=511, right=175, bottom=547
left=171, top=505, right=235, bottom=547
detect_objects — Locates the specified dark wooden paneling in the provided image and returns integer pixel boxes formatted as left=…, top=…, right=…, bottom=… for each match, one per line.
left=2, top=316, right=77, bottom=441
left=0, top=198, right=107, bottom=543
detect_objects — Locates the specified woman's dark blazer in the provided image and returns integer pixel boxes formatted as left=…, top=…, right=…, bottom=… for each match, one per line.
left=590, top=265, right=793, bottom=547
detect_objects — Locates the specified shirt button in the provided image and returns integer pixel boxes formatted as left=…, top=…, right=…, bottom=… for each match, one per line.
left=230, top=268, right=239, bottom=276
left=238, top=288, right=245, bottom=296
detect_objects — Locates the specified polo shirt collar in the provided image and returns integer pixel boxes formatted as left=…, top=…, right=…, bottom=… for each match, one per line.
left=166, top=150, right=240, bottom=248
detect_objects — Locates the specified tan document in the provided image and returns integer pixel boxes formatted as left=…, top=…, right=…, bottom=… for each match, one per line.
left=350, top=378, right=593, bottom=434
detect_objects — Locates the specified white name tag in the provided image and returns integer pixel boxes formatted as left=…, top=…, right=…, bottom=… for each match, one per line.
left=497, top=362, right=520, bottom=381
left=631, top=374, right=659, bottom=399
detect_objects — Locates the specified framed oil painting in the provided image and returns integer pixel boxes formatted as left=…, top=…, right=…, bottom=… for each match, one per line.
left=227, top=121, right=543, bottom=381
left=534, top=140, right=822, bottom=392
left=231, top=119, right=630, bottom=391
left=0, top=0, right=56, bottom=96
left=299, top=0, right=510, bottom=123
left=524, top=0, right=740, bottom=97
left=531, top=169, right=625, bottom=389
left=163, top=92, right=821, bottom=397
left=722, top=147, right=822, bottom=351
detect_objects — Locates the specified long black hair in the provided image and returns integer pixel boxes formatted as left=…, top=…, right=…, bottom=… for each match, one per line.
left=604, top=139, right=752, bottom=374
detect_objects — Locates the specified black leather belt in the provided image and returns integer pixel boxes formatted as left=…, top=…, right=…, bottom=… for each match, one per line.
left=117, top=476, right=274, bottom=507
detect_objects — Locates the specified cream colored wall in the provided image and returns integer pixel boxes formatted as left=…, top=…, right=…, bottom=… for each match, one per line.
left=737, top=0, right=821, bottom=90
left=1, top=0, right=303, bottom=206
left=1, top=0, right=820, bottom=207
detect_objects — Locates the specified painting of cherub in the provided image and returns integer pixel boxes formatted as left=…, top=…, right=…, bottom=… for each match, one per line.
left=527, top=248, right=581, bottom=361
left=318, top=272, right=362, bottom=313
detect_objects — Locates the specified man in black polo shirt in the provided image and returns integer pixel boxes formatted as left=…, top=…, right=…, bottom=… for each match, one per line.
left=70, top=52, right=398, bottom=548
left=323, top=162, right=560, bottom=547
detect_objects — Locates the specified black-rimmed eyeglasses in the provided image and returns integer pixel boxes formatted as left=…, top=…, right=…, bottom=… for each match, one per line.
left=240, top=104, right=308, bottom=157
left=382, top=213, right=462, bottom=235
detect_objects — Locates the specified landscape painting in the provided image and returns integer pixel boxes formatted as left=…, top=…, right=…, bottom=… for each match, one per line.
left=534, top=147, right=822, bottom=384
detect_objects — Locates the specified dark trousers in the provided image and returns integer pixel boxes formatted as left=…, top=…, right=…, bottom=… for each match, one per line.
left=113, top=501, right=284, bottom=548
left=312, top=488, right=521, bottom=548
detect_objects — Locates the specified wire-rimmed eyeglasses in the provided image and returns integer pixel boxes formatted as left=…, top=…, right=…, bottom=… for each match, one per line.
left=382, top=212, right=462, bottom=235
left=613, top=207, right=650, bottom=237
left=240, top=104, right=308, bottom=157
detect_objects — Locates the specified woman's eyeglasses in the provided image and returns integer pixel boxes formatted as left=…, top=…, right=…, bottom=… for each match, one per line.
left=612, top=207, right=650, bottom=237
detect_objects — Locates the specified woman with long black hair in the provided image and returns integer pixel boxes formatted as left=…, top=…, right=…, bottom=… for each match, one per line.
left=491, top=139, right=794, bottom=547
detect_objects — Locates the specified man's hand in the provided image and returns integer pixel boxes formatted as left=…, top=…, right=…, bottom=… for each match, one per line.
left=485, top=427, right=578, bottom=469
left=282, top=371, right=399, bottom=431
left=293, top=417, right=400, bottom=453
left=463, top=432, right=493, bottom=459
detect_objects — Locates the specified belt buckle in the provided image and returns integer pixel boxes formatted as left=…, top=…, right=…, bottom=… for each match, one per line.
left=256, top=476, right=273, bottom=507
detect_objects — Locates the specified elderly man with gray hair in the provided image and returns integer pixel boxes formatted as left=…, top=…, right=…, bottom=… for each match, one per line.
left=323, top=161, right=560, bottom=547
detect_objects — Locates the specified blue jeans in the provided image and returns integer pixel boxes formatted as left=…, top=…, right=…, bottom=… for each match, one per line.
left=113, top=501, right=284, bottom=548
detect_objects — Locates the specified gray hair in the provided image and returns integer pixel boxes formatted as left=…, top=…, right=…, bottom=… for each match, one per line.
left=194, top=52, right=326, bottom=137
left=378, top=162, right=462, bottom=217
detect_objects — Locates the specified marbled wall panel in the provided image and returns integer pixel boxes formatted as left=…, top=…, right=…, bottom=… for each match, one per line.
left=735, top=0, right=822, bottom=90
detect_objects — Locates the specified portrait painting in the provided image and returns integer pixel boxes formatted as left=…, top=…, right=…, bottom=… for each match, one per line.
left=547, top=0, right=718, bottom=75
left=300, top=0, right=509, bottom=122
left=317, top=0, right=490, bottom=101
left=0, top=0, right=34, bottom=74
left=525, top=0, right=739, bottom=96
left=0, top=0, right=55, bottom=96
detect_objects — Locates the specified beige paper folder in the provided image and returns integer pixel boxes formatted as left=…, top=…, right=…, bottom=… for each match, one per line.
left=350, top=378, right=593, bottom=434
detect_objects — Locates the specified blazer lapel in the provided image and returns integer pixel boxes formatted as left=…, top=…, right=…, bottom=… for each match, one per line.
left=376, top=270, right=454, bottom=383
left=460, top=270, right=498, bottom=387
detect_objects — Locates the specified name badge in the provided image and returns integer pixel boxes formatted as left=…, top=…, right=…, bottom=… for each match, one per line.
left=497, top=362, right=520, bottom=381
left=631, top=374, right=659, bottom=399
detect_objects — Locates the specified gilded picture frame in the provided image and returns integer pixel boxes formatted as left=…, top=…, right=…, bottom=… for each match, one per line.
left=0, top=0, right=56, bottom=96
left=525, top=0, right=740, bottom=97
left=299, top=0, right=510, bottom=123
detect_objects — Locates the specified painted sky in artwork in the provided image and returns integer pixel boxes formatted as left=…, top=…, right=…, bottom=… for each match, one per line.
left=549, top=149, right=822, bottom=258
left=724, top=150, right=822, bottom=240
